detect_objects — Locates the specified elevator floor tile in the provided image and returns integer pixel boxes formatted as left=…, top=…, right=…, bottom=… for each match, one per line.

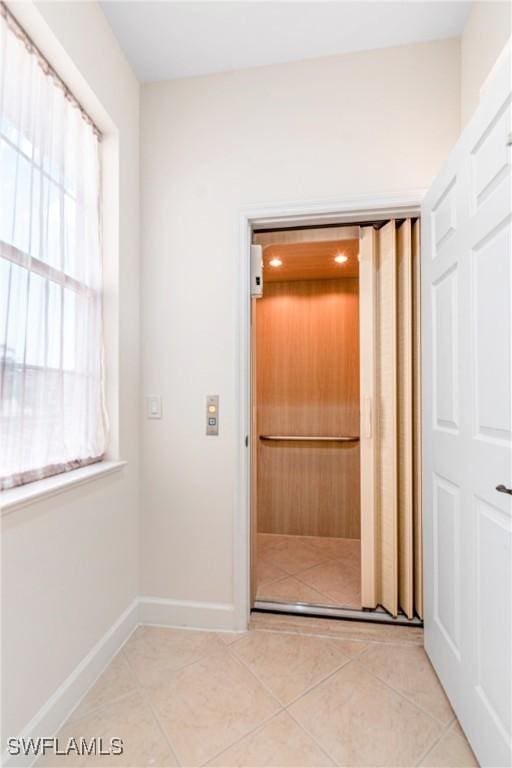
left=256, top=533, right=361, bottom=609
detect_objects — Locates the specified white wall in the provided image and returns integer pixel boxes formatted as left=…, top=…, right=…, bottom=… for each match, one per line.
left=1, top=0, right=140, bottom=743
left=460, top=1, right=511, bottom=126
left=140, top=39, right=461, bottom=620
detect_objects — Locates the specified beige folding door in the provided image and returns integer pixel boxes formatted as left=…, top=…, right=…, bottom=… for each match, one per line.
left=360, top=219, right=422, bottom=618
left=412, top=220, right=423, bottom=619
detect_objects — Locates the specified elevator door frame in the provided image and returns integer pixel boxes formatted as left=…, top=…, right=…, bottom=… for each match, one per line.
left=234, top=191, right=425, bottom=631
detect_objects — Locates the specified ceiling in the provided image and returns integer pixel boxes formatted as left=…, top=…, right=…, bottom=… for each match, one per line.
left=101, top=1, right=471, bottom=82
left=263, top=240, right=359, bottom=282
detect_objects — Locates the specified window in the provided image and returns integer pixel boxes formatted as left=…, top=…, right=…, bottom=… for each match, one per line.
left=0, top=5, right=107, bottom=490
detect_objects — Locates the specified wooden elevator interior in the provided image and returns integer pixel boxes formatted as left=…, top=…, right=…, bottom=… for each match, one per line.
left=251, top=221, right=423, bottom=621
left=252, top=229, right=363, bottom=610
left=257, top=257, right=361, bottom=539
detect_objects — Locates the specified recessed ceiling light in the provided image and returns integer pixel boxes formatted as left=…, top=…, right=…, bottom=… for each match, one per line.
left=334, top=254, right=348, bottom=264
left=269, top=257, right=282, bottom=267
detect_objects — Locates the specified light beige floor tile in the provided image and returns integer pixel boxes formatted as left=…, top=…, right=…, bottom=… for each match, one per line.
left=232, top=630, right=365, bottom=705
left=249, top=612, right=424, bottom=644
left=255, top=534, right=364, bottom=608
left=249, top=612, right=333, bottom=637
left=148, top=648, right=281, bottom=766
left=255, top=575, right=329, bottom=604
left=326, top=618, right=424, bottom=644
left=308, top=536, right=361, bottom=562
left=218, top=631, right=249, bottom=645
left=256, top=575, right=331, bottom=605
left=359, top=643, right=454, bottom=725
left=257, top=557, right=288, bottom=587
left=298, top=559, right=361, bottom=607
left=122, top=625, right=224, bottom=686
left=419, top=721, right=479, bottom=767
left=69, top=654, right=138, bottom=723
left=257, top=534, right=327, bottom=575
left=38, top=691, right=176, bottom=767
left=207, top=710, right=334, bottom=767
left=289, top=660, right=442, bottom=767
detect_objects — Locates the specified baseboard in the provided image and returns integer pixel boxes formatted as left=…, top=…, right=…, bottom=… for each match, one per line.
left=4, top=596, right=238, bottom=767
left=3, top=598, right=138, bottom=768
left=138, top=596, right=236, bottom=631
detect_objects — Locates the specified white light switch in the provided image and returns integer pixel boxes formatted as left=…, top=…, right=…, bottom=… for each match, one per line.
left=146, top=396, right=162, bottom=419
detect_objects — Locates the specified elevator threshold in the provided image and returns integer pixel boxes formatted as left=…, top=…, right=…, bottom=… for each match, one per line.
left=253, top=600, right=423, bottom=627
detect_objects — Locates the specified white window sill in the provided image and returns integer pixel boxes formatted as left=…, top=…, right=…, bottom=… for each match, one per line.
left=0, top=460, right=127, bottom=515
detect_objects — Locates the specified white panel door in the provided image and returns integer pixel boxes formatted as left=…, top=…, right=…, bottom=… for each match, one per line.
left=422, top=52, right=512, bottom=767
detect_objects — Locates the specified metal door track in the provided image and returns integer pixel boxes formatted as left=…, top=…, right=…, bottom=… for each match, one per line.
left=253, top=600, right=423, bottom=627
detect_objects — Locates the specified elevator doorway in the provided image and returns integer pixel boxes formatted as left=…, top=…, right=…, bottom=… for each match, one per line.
left=252, top=229, right=361, bottom=611
left=249, top=219, right=423, bottom=623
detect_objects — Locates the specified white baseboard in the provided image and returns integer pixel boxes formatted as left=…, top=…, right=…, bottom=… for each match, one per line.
left=138, top=596, right=236, bottom=631
left=4, top=596, right=239, bottom=767
left=4, top=599, right=138, bottom=768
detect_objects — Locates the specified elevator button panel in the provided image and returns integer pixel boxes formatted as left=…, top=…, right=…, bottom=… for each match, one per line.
left=206, top=395, right=219, bottom=435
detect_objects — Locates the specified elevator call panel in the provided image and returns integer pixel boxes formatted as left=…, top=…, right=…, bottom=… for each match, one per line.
left=206, top=395, right=219, bottom=436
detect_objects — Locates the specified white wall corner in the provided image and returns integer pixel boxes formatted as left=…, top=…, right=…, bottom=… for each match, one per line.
left=2, top=595, right=242, bottom=767
left=3, top=599, right=138, bottom=768
left=479, top=36, right=512, bottom=102
left=138, top=596, right=236, bottom=631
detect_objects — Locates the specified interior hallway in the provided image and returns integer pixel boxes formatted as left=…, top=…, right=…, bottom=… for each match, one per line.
left=256, top=533, right=361, bottom=608
left=39, top=614, right=478, bottom=767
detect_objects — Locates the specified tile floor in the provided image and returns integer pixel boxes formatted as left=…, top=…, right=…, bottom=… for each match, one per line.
left=256, top=533, right=361, bottom=608
left=39, top=613, right=479, bottom=767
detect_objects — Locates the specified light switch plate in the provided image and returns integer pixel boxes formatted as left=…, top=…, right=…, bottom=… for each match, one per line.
left=146, top=395, right=162, bottom=419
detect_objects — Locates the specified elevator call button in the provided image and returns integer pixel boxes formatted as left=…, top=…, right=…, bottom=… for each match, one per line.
left=206, top=396, right=219, bottom=435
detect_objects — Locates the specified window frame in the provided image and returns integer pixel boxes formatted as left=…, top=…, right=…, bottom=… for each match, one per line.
left=0, top=3, right=108, bottom=491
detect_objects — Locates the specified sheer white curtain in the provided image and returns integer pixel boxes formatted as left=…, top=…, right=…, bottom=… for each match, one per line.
left=0, top=5, right=107, bottom=490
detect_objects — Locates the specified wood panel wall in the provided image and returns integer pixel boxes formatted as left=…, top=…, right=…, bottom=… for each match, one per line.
left=256, top=278, right=360, bottom=538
